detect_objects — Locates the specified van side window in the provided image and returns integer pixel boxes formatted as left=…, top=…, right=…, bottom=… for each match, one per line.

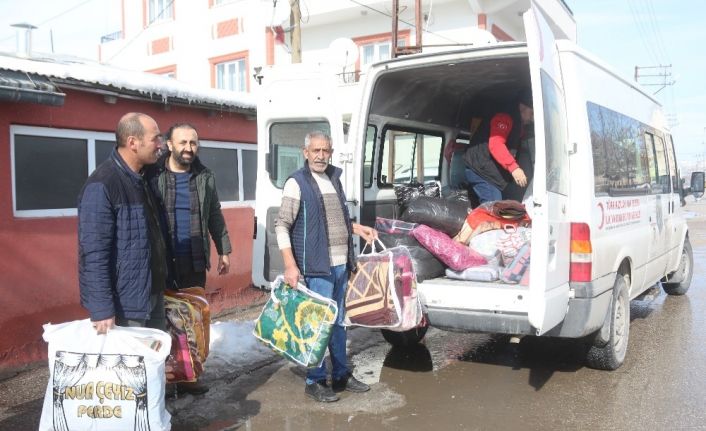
left=666, top=135, right=679, bottom=192
left=268, top=121, right=330, bottom=189
left=378, top=129, right=442, bottom=186
left=644, top=132, right=670, bottom=194
left=363, top=125, right=377, bottom=188
left=540, top=72, right=569, bottom=196
left=587, top=102, right=651, bottom=196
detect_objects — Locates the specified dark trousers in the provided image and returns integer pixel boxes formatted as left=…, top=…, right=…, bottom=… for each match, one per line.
left=116, top=290, right=166, bottom=331
left=174, top=255, right=207, bottom=289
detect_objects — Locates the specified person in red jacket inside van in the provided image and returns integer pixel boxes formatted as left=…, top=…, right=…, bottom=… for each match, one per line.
left=463, top=88, right=534, bottom=203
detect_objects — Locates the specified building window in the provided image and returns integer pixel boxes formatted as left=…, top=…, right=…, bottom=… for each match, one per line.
left=352, top=31, right=410, bottom=81
left=10, top=126, right=255, bottom=216
left=11, top=126, right=115, bottom=217
left=215, top=59, right=247, bottom=91
left=148, top=0, right=174, bottom=24
left=361, top=41, right=391, bottom=67
left=198, top=141, right=257, bottom=204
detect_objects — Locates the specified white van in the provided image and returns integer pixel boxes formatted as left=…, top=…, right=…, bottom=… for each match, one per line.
left=252, top=5, right=694, bottom=370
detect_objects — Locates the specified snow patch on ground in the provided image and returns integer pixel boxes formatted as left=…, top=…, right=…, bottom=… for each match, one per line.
left=207, top=321, right=276, bottom=369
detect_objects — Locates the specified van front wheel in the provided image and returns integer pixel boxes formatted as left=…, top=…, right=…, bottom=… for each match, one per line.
left=586, top=274, right=630, bottom=370
left=662, top=238, right=693, bottom=296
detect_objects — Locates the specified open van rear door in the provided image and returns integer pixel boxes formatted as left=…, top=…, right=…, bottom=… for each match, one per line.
left=523, top=2, right=571, bottom=334
left=252, top=64, right=345, bottom=288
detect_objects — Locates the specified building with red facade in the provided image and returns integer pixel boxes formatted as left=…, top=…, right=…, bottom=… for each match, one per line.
left=0, top=52, right=260, bottom=374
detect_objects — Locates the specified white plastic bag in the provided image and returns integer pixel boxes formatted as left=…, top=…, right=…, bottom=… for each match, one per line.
left=39, top=319, right=172, bottom=431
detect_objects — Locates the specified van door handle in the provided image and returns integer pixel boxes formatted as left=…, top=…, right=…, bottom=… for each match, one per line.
left=548, top=240, right=556, bottom=254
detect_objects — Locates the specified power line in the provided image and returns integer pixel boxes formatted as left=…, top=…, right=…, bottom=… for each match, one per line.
left=641, top=0, right=670, bottom=64
left=626, top=0, right=660, bottom=64
left=347, top=0, right=458, bottom=44
left=38, top=0, right=99, bottom=27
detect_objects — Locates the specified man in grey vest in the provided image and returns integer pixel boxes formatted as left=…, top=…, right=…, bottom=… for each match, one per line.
left=275, top=131, right=377, bottom=402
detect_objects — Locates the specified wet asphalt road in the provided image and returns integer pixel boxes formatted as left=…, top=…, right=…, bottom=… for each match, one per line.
left=3, top=201, right=706, bottom=431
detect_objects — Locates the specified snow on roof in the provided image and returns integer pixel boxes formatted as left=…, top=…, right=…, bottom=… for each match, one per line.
left=0, top=51, right=256, bottom=111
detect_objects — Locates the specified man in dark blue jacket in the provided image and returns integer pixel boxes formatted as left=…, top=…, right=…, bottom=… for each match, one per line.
left=78, top=112, right=170, bottom=335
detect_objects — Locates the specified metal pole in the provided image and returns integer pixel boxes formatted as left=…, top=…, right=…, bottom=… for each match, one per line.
left=415, top=0, right=422, bottom=49
left=392, top=0, right=399, bottom=58
left=290, top=0, right=301, bottom=63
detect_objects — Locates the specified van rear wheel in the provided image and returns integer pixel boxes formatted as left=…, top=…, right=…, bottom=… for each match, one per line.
left=586, top=274, right=630, bottom=370
left=662, top=238, right=693, bottom=296
left=381, top=326, right=428, bottom=347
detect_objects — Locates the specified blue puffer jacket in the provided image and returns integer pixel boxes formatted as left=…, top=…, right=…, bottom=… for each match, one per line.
left=78, top=148, right=171, bottom=321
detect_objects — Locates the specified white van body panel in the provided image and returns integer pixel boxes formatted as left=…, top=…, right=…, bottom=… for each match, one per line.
left=252, top=63, right=345, bottom=288
left=557, top=42, right=686, bottom=299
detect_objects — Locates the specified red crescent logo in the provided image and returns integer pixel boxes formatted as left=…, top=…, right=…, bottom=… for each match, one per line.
left=597, top=202, right=604, bottom=229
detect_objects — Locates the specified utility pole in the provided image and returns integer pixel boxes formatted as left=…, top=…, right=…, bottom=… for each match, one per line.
left=391, top=0, right=422, bottom=58
left=290, top=0, right=301, bottom=63
left=634, top=64, right=674, bottom=95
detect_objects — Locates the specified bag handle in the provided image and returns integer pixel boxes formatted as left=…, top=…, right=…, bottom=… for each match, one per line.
left=503, top=224, right=518, bottom=233
left=270, top=276, right=338, bottom=310
left=360, top=239, right=387, bottom=255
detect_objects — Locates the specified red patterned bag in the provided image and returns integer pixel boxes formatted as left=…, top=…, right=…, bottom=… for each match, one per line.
left=164, top=289, right=210, bottom=383
left=345, top=241, right=402, bottom=328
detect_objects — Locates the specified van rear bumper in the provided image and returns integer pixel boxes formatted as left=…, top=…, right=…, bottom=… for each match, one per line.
left=424, top=274, right=615, bottom=338
left=544, top=289, right=612, bottom=337
left=425, top=307, right=534, bottom=335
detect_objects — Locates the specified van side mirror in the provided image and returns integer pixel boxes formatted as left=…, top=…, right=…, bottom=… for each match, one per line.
left=690, top=171, right=704, bottom=199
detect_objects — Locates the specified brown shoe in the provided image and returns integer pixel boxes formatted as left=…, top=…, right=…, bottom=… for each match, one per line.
left=176, top=380, right=209, bottom=395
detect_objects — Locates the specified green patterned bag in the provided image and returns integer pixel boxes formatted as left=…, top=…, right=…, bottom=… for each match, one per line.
left=253, top=276, right=338, bottom=367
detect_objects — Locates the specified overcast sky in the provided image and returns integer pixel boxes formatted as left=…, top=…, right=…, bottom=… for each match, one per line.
left=0, top=0, right=703, bottom=161
left=0, top=0, right=120, bottom=60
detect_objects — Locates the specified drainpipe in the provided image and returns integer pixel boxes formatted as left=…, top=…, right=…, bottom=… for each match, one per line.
left=10, top=23, right=37, bottom=57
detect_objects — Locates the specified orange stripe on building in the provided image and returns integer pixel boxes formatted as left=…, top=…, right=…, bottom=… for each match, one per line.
left=216, top=19, right=239, bottom=38
left=151, top=37, right=171, bottom=55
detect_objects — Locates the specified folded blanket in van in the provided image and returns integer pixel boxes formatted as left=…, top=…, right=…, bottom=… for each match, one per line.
left=469, top=226, right=532, bottom=265
left=412, top=224, right=487, bottom=271
left=445, top=265, right=501, bottom=282
left=401, top=196, right=471, bottom=237
left=394, top=182, right=440, bottom=210
left=466, top=202, right=531, bottom=238
left=500, top=243, right=531, bottom=284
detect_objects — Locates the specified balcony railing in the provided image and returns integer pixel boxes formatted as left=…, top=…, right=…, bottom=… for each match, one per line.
left=100, top=31, right=123, bottom=43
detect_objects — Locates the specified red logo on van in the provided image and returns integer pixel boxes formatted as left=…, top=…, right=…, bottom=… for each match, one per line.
left=597, top=199, right=641, bottom=230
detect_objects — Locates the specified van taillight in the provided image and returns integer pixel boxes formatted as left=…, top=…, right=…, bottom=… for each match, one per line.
left=570, top=222, right=592, bottom=282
